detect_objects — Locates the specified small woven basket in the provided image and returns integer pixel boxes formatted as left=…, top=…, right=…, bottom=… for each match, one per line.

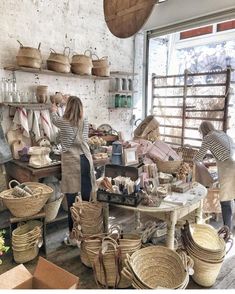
left=45, top=194, right=64, bottom=222
left=13, top=242, right=40, bottom=263
left=0, top=182, right=53, bottom=217
left=155, top=158, right=182, bottom=174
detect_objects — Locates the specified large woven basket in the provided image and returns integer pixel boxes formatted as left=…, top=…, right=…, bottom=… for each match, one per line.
left=0, top=182, right=53, bottom=217
left=12, top=220, right=43, bottom=242
left=134, top=115, right=160, bottom=141
left=13, top=242, right=40, bottom=263
left=155, top=158, right=182, bottom=174
left=123, top=246, right=190, bottom=289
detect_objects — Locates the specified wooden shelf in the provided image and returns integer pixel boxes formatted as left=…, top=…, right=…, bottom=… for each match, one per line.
left=4, top=65, right=111, bottom=80
left=0, top=102, right=51, bottom=110
left=110, top=71, right=138, bottom=76
left=109, top=90, right=138, bottom=94
left=108, top=107, right=136, bottom=110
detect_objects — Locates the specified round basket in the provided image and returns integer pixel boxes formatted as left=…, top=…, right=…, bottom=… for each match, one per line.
left=12, top=220, right=43, bottom=243
left=127, top=246, right=189, bottom=289
left=13, top=242, right=40, bottom=264
left=0, top=182, right=53, bottom=217
left=155, top=158, right=182, bottom=174
left=45, top=194, right=64, bottom=222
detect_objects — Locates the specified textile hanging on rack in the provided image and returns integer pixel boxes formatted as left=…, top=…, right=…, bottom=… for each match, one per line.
left=13, top=107, right=30, bottom=137
left=0, top=122, right=12, bottom=164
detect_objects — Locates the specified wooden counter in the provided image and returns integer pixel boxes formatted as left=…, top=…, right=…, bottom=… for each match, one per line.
left=4, top=158, right=109, bottom=185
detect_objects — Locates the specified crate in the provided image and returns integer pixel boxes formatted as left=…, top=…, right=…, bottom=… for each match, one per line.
left=97, top=190, right=142, bottom=207
left=97, top=164, right=141, bottom=207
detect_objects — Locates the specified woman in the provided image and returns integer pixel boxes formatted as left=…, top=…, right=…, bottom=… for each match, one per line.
left=194, top=121, right=235, bottom=230
left=51, top=96, right=96, bottom=246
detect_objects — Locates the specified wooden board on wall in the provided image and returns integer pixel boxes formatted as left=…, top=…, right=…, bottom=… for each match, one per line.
left=103, top=0, right=156, bottom=38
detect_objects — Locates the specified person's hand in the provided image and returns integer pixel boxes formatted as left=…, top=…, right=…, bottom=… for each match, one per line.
left=51, top=103, right=58, bottom=113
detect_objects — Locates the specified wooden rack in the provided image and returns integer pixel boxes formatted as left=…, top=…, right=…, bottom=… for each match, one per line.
left=151, top=67, right=234, bottom=149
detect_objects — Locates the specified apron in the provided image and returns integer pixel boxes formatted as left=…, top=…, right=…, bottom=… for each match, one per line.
left=217, top=136, right=235, bottom=202
left=61, top=120, right=96, bottom=200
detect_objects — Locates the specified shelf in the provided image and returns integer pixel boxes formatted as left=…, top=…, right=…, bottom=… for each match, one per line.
left=108, top=107, right=136, bottom=110
left=4, top=65, right=111, bottom=80
left=0, top=102, right=51, bottom=110
left=109, top=90, right=138, bottom=94
left=110, top=71, right=138, bottom=76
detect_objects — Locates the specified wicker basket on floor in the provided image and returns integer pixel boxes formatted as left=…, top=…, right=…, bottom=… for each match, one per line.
left=0, top=182, right=53, bottom=217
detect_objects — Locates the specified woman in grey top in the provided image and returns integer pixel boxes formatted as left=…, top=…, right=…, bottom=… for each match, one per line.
left=194, top=121, right=235, bottom=230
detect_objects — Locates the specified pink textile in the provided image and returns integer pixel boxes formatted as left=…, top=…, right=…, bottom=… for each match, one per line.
left=148, top=140, right=180, bottom=161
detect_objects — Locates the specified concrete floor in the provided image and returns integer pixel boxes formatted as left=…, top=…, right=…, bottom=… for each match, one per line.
left=0, top=205, right=235, bottom=289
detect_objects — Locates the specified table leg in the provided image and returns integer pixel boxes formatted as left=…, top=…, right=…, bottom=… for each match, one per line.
left=103, top=203, right=109, bottom=233
left=166, top=211, right=177, bottom=250
left=134, top=210, right=141, bottom=230
left=195, top=199, right=203, bottom=224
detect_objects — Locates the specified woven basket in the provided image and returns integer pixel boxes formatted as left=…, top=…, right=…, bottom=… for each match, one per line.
left=155, top=158, right=182, bottom=174
left=0, top=182, right=53, bottom=217
left=134, top=115, right=160, bottom=141
left=13, top=242, right=40, bottom=263
left=190, top=254, right=223, bottom=287
left=125, top=246, right=189, bottom=289
left=45, top=194, right=64, bottom=222
left=12, top=220, right=43, bottom=241
left=80, top=241, right=92, bottom=267
left=177, top=145, right=198, bottom=164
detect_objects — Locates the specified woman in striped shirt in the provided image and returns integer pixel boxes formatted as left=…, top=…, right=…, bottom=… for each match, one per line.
left=194, top=121, right=235, bottom=230
left=51, top=96, right=96, bottom=246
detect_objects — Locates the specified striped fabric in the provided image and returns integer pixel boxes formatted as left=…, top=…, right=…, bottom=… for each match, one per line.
left=194, top=130, right=234, bottom=162
left=51, top=112, right=89, bottom=152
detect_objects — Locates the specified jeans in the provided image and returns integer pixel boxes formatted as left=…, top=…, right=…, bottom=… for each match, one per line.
left=65, top=154, right=92, bottom=232
left=220, top=200, right=234, bottom=230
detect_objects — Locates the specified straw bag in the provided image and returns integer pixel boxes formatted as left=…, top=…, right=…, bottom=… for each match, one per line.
left=12, top=220, right=43, bottom=263
left=154, top=158, right=182, bottom=174
left=44, top=194, right=64, bottom=222
left=0, top=181, right=53, bottom=217
left=134, top=115, right=160, bottom=142
left=177, top=145, right=198, bottom=164
left=122, top=246, right=193, bottom=289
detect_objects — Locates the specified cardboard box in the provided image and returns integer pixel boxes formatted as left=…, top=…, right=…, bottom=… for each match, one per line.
left=0, top=257, right=79, bottom=289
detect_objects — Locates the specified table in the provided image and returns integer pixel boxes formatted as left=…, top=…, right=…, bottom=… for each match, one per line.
left=4, top=158, right=109, bottom=185
left=102, top=182, right=207, bottom=250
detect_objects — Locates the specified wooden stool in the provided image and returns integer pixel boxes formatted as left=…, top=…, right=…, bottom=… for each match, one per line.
left=9, top=209, right=47, bottom=260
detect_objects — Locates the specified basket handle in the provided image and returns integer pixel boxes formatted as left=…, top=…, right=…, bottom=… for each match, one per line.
left=177, top=250, right=194, bottom=275
left=50, top=48, right=56, bottom=53
left=84, top=49, right=92, bottom=57
left=63, top=46, right=71, bottom=56
left=218, top=226, right=234, bottom=254
left=121, top=267, right=133, bottom=281
left=17, top=40, right=24, bottom=48
left=9, top=179, right=21, bottom=189
left=38, top=42, right=41, bottom=50
left=91, top=53, right=99, bottom=60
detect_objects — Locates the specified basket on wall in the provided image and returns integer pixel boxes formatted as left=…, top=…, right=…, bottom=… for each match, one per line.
left=44, top=194, right=64, bottom=222
left=0, top=181, right=53, bottom=217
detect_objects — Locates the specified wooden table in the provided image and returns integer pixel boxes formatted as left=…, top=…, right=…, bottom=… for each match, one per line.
left=102, top=182, right=207, bottom=250
left=4, top=158, right=109, bottom=185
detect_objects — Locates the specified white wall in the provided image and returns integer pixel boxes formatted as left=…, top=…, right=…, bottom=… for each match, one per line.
left=0, top=0, right=139, bottom=140
left=143, top=0, right=235, bottom=32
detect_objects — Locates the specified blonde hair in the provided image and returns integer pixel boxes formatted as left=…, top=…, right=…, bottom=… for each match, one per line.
left=199, top=121, right=215, bottom=138
left=63, top=96, right=83, bottom=127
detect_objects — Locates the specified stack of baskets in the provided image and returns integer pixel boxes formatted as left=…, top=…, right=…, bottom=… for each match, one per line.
left=84, top=232, right=142, bottom=288
left=181, top=222, right=232, bottom=287
left=0, top=181, right=53, bottom=217
left=12, top=220, right=43, bottom=263
left=70, top=196, right=104, bottom=267
left=121, top=246, right=193, bottom=289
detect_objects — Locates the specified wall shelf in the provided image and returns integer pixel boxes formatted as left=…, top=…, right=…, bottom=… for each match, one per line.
left=109, top=90, right=138, bottom=94
left=110, top=71, right=138, bottom=76
left=4, top=65, right=111, bottom=80
left=0, top=102, right=51, bottom=110
left=108, top=107, right=136, bottom=110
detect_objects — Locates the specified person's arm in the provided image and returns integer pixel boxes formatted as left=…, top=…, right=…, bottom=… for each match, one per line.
left=194, top=138, right=211, bottom=162
left=50, top=104, right=64, bottom=129
left=83, top=117, right=89, bottom=142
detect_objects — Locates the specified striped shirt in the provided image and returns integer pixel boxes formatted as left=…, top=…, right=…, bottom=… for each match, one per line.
left=194, top=130, right=234, bottom=162
left=51, top=112, right=89, bottom=152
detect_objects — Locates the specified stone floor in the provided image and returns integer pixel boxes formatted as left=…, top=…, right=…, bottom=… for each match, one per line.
left=0, top=205, right=235, bottom=289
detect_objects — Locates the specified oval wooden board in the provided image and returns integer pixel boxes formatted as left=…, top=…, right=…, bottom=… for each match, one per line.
left=104, top=0, right=156, bottom=38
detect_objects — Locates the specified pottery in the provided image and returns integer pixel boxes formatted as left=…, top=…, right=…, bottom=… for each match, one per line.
left=36, top=85, right=48, bottom=103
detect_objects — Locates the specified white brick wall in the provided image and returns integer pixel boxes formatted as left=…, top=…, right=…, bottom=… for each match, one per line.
left=0, top=0, right=143, bottom=139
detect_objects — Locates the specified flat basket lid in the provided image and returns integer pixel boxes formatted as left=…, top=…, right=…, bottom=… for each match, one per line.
left=103, top=0, right=156, bottom=38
